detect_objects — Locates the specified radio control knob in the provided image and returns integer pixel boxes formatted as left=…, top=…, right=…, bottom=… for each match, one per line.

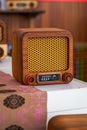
left=28, top=77, right=34, bottom=83
left=0, top=47, right=4, bottom=58
left=62, top=73, right=73, bottom=83
left=24, top=75, right=35, bottom=85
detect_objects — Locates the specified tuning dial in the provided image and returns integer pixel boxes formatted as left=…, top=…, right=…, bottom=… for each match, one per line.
left=0, top=47, right=4, bottom=58
left=62, top=73, right=73, bottom=83
left=24, top=75, right=35, bottom=85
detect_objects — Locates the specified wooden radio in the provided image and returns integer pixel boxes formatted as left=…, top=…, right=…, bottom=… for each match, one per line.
left=12, top=28, right=73, bottom=85
left=6, top=0, right=39, bottom=10
left=0, top=20, right=7, bottom=61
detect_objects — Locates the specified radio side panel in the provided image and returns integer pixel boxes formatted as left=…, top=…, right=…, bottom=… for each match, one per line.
left=12, top=32, right=23, bottom=83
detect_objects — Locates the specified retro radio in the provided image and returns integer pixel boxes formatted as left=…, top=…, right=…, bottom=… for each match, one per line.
left=6, top=0, right=38, bottom=10
left=0, top=20, right=7, bottom=61
left=12, top=28, right=73, bottom=85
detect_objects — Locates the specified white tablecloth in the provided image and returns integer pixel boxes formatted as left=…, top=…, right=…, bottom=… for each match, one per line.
left=0, top=56, right=87, bottom=125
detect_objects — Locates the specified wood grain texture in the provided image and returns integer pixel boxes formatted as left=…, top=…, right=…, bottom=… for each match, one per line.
left=0, top=13, right=31, bottom=44
left=48, top=114, right=87, bottom=130
left=0, top=10, right=44, bottom=44
left=35, top=2, right=87, bottom=43
left=0, top=2, right=87, bottom=44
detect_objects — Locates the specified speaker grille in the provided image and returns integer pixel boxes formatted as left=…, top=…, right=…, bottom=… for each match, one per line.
left=27, top=37, right=69, bottom=73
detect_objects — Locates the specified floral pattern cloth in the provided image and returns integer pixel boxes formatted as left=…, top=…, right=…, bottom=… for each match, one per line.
left=0, top=71, right=47, bottom=130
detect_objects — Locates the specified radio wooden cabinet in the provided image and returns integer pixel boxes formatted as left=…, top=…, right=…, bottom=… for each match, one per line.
left=12, top=28, right=73, bottom=85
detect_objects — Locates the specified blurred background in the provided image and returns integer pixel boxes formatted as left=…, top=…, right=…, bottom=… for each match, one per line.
left=0, top=1, right=87, bottom=82
left=36, top=2, right=87, bottom=44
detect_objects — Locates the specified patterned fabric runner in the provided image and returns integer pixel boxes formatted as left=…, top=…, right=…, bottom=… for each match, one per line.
left=0, top=71, right=47, bottom=130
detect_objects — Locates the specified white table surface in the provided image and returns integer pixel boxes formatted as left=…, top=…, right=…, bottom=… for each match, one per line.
left=0, top=56, right=87, bottom=125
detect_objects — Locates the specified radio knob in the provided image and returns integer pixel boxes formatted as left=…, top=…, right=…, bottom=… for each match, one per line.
left=24, top=75, right=35, bottom=85
left=0, top=47, right=4, bottom=58
left=62, top=73, right=73, bottom=83
left=28, top=77, right=34, bottom=83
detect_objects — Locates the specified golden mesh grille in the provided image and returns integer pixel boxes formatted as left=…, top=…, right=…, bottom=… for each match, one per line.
left=27, top=37, right=69, bottom=72
left=0, top=26, right=3, bottom=42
